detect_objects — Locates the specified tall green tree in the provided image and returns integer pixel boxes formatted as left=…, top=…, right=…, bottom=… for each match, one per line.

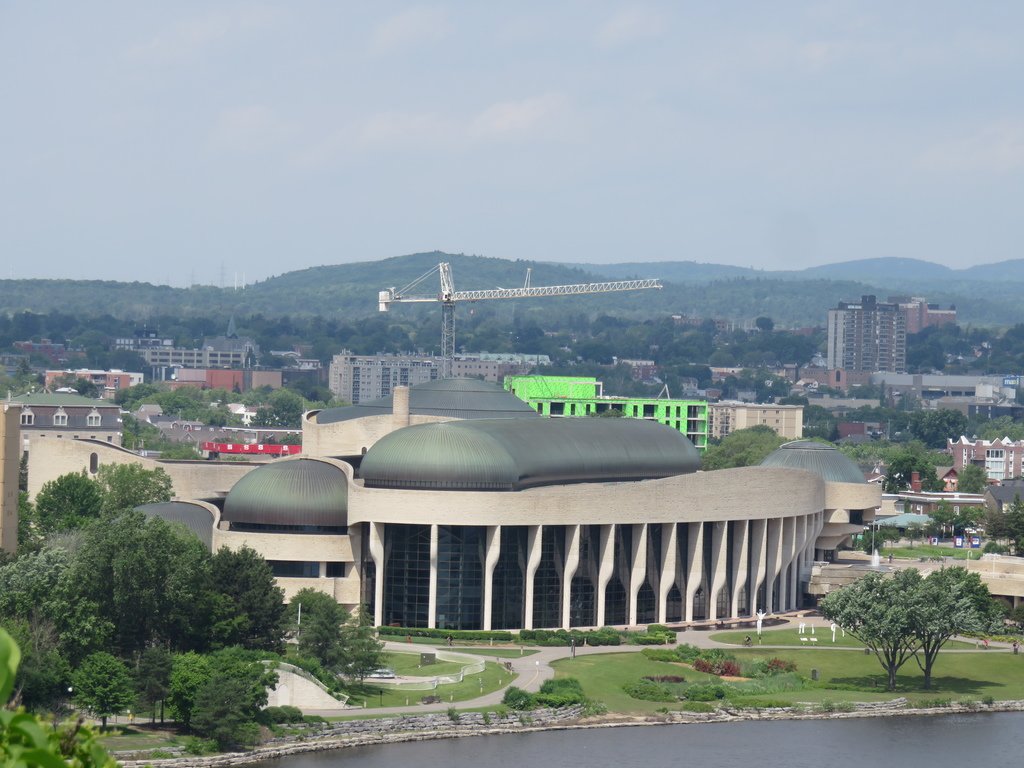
left=136, top=646, right=174, bottom=723
left=96, top=463, right=173, bottom=515
left=34, top=471, right=104, bottom=534
left=820, top=569, right=923, bottom=690
left=0, top=629, right=117, bottom=767
left=910, top=568, right=999, bottom=689
left=209, top=546, right=286, bottom=652
left=338, top=605, right=385, bottom=681
left=167, top=652, right=211, bottom=731
left=956, top=464, right=988, bottom=495
left=701, top=425, right=786, bottom=470
left=291, top=589, right=349, bottom=671
left=73, top=652, right=135, bottom=729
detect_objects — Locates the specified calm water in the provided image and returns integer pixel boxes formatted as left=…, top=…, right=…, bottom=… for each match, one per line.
left=259, top=713, right=1021, bottom=768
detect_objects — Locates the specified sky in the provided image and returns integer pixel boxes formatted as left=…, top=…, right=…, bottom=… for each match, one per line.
left=1, top=1, right=1022, bottom=285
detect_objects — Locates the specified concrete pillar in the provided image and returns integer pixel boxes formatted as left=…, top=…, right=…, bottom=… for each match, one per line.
left=628, top=524, right=647, bottom=626
left=391, top=385, right=411, bottom=432
left=764, top=518, right=783, bottom=613
left=657, top=523, right=678, bottom=624
left=562, top=524, right=581, bottom=630
left=368, top=522, right=385, bottom=627
left=779, top=517, right=796, bottom=611
left=730, top=521, right=750, bottom=619
left=748, top=519, right=767, bottom=616
left=523, top=525, right=542, bottom=630
left=708, top=521, right=729, bottom=621
left=482, top=525, right=501, bottom=631
left=684, top=522, right=705, bottom=622
left=428, top=523, right=439, bottom=629
left=596, top=524, right=615, bottom=627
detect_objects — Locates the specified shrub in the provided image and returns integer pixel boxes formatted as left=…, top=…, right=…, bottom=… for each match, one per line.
left=502, top=686, right=535, bottom=710
left=183, top=737, right=219, bottom=755
left=378, top=626, right=515, bottom=642
left=447, top=707, right=460, bottom=722
left=623, top=680, right=676, bottom=702
left=918, top=698, right=952, bottom=709
left=683, top=684, right=727, bottom=701
left=482, top=711, right=491, bottom=725
left=693, top=657, right=741, bottom=677
left=982, top=695, right=995, bottom=706
left=765, top=658, right=797, bottom=675
left=641, top=648, right=679, bottom=663
left=644, top=675, right=685, bottom=684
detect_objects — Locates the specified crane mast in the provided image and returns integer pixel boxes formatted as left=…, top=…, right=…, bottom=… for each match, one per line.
left=379, top=262, right=661, bottom=378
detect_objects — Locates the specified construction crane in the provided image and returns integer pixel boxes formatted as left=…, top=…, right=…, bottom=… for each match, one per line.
left=378, top=262, right=662, bottom=378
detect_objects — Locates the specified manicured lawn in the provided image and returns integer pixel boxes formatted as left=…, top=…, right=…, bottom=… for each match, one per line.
left=347, top=661, right=510, bottom=709
left=885, top=544, right=981, bottom=561
left=710, top=628, right=974, bottom=649
left=98, top=727, right=180, bottom=752
left=551, top=652, right=718, bottom=714
left=384, top=651, right=465, bottom=677
left=451, top=647, right=538, bottom=658
left=553, top=648, right=1024, bottom=713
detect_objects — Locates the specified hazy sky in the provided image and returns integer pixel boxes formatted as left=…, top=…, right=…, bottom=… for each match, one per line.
left=2, top=2, right=1022, bottom=285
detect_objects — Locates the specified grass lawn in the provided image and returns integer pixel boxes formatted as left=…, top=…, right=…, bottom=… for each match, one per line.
left=709, top=628, right=975, bottom=650
left=553, top=648, right=1024, bottom=713
left=98, top=727, right=180, bottom=752
left=451, top=647, right=538, bottom=658
left=384, top=651, right=465, bottom=677
left=347, top=661, right=510, bottom=709
left=551, top=652, right=719, bottom=714
left=885, top=544, right=981, bottom=561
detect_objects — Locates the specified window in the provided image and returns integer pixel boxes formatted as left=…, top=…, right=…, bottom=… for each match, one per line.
left=267, top=561, right=320, bottom=578
left=87, top=410, right=101, bottom=427
left=20, top=410, right=33, bottom=426
left=325, top=562, right=346, bottom=578
left=53, top=409, right=68, bottom=426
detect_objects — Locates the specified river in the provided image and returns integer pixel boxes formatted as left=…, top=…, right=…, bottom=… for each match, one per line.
left=256, top=712, right=1020, bottom=768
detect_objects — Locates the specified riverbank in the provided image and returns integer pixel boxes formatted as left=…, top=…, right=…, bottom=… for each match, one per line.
left=116, top=699, right=1024, bottom=767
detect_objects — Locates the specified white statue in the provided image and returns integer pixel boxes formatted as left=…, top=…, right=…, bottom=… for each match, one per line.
left=756, top=609, right=766, bottom=636
left=830, top=622, right=837, bottom=643
left=798, top=621, right=806, bottom=635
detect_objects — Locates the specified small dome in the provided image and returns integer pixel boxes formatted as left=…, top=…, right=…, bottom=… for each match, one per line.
left=223, top=458, right=348, bottom=527
left=138, top=501, right=215, bottom=548
left=361, top=418, right=700, bottom=491
left=759, top=440, right=865, bottom=484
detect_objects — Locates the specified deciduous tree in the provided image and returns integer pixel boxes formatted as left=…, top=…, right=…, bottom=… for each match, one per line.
left=73, top=652, right=135, bottom=729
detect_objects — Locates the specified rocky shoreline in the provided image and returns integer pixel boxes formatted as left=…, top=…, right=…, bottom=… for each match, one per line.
left=117, top=700, right=1024, bottom=767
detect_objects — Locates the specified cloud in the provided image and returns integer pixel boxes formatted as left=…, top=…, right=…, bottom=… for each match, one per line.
left=127, top=7, right=278, bottom=61
left=370, top=7, right=451, bottom=54
left=918, top=121, right=1024, bottom=173
left=469, top=94, right=569, bottom=140
left=210, top=106, right=295, bottom=153
left=595, top=7, right=665, bottom=48
left=293, top=93, right=570, bottom=169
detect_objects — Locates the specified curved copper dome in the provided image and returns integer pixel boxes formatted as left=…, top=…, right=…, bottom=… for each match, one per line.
left=223, top=458, right=348, bottom=527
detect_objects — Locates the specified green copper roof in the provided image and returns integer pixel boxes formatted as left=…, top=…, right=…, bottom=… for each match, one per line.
left=223, top=458, right=348, bottom=527
left=759, top=440, right=866, bottom=484
left=138, top=501, right=215, bottom=548
left=360, top=418, right=700, bottom=491
left=315, top=378, right=540, bottom=424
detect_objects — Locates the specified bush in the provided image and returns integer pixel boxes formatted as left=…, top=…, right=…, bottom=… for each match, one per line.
left=502, top=686, right=535, bottom=710
left=641, top=648, right=679, bottom=663
left=765, top=658, right=797, bottom=675
left=622, top=680, right=676, bottom=702
left=183, top=737, right=219, bottom=755
left=378, top=626, right=514, bottom=642
left=263, top=705, right=305, bottom=724
left=644, top=675, right=685, bottom=683
left=693, top=658, right=741, bottom=677
left=683, top=684, right=727, bottom=701
left=447, top=707, right=460, bottom=722
left=918, top=698, right=952, bottom=709
left=983, top=541, right=1007, bottom=555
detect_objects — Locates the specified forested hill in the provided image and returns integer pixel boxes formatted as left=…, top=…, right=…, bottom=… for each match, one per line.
left=0, top=251, right=1021, bottom=326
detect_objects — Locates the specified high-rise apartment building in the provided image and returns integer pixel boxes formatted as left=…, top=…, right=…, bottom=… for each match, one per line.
left=329, top=351, right=439, bottom=404
left=827, top=295, right=907, bottom=374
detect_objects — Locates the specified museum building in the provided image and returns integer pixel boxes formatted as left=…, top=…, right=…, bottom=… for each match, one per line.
left=15, top=379, right=880, bottom=629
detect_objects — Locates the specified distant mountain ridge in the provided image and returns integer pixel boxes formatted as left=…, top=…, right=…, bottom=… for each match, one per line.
left=1, top=251, right=1023, bottom=326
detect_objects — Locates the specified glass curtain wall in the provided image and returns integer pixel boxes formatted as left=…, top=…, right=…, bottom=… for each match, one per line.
left=533, top=526, right=564, bottom=629
left=436, top=525, right=485, bottom=630
left=383, top=524, right=431, bottom=627
left=492, top=526, right=527, bottom=630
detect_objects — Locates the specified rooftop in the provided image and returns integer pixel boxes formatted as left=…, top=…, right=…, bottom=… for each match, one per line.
left=759, top=440, right=867, bottom=484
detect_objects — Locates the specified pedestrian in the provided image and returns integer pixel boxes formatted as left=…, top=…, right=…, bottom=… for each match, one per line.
left=1013, top=640, right=1019, bottom=655
left=983, top=637, right=989, bottom=649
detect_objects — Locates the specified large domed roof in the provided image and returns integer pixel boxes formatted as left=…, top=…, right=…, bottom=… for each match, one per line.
left=314, top=378, right=540, bottom=424
left=361, top=418, right=700, bottom=491
left=223, top=458, right=348, bottom=527
left=759, top=440, right=865, bottom=484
